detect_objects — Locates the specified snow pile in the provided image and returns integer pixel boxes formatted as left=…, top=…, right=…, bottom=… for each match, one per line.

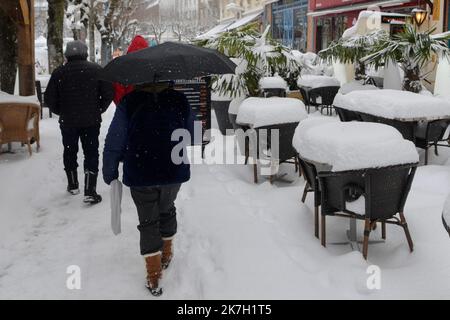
left=334, top=90, right=450, bottom=121
left=293, top=119, right=419, bottom=172
left=297, top=75, right=340, bottom=88
left=259, top=76, right=288, bottom=90
left=228, top=97, right=246, bottom=115
left=236, top=97, right=307, bottom=128
left=339, top=81, right=378, bottom=95
left=0, top=91, right=39, bottom=105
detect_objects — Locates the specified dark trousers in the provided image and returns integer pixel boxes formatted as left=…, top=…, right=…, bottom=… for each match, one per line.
left=130, top=184, right=181, bottom=255
left=60, top=125, right=100, bottom=173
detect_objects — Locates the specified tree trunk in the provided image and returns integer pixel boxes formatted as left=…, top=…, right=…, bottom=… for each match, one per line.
left=403, top=65, right=421, bottom=93
left=0, top=10, right=17, bottom=94
left=47, top=0, right=65, bottom=73
left=88, top=11, right=96, bottom=62
left=100, top=37, right=112, bottom=66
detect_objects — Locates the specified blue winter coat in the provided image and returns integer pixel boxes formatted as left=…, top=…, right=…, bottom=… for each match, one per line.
left=103, top=89, right=193, bottom=187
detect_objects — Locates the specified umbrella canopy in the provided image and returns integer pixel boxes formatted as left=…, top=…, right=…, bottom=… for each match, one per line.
left=101, top=42, right=236, bottom=85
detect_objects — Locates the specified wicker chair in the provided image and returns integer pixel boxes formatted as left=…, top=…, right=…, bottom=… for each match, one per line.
left=0, top=103, right=40, bottom=156
left=298, top=157, right=321, bottom=238
left=344, top=110, right=450, bottom=165
left=307, top=86, right=340, bottom=115
left=261, top=88, right=286, bottom=98
left=334, top=107, right=363, bottom=122
left=236, top=122, right=300, bottom=184
left=317, top=164, right=417, bottom=259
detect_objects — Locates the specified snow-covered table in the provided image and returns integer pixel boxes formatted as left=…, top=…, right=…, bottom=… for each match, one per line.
left=293, top=119, right=419, bottom=254
left=236, top=97, right=307, bottom=128
left=334, top=89, right=450, bottom=122
left=334, top=90, right=450, bottom=164
left=297, top=75, right=340, bottom=89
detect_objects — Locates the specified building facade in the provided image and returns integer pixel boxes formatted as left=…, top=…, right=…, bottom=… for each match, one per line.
left=218, top=0, right=269, bottom=23
left=307, top=0, right=426, bottom=52
left=270, top=0, right=308, bottom=51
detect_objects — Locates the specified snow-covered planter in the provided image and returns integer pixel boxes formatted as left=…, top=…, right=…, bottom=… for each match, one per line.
left=338, top=80, right=378, bottom=95
left=293, top=119, right=419, bottom=172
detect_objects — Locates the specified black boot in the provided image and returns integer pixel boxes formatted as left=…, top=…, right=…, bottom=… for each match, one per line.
left=84, top=171, right=102, bottom=204
left=65, top=170, right=80, bottom=195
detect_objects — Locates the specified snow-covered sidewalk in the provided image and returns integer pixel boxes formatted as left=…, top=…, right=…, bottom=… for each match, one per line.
left=1, top=108, right=450, bottom=299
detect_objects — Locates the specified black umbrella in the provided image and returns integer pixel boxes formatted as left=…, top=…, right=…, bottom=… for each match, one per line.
left=101, top=42, right=236, bottom=85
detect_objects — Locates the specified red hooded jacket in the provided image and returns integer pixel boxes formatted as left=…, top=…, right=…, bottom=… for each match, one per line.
left=112, top=35, right=149, bottom=105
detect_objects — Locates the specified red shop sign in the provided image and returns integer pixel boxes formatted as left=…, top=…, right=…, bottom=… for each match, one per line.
left=312, top=0, right=369, bottom=10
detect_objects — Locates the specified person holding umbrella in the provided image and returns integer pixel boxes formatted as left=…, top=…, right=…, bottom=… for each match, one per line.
left=101, top=42, right=236, bottom=296
left=112, top=35, right=149, bottom=106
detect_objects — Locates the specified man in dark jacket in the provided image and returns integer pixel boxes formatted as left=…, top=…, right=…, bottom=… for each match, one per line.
left=103, top=82, right=193, bottom=296
left=45, top=40, right=113, bottom=204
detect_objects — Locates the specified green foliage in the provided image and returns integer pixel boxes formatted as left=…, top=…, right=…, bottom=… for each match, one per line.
left=195, top=23, right=303, bottom=97
left=362, top=25, right=450, bottom=92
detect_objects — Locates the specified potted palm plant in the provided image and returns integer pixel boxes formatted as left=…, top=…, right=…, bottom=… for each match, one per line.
left=362, top=25, right=450, bottom=93
left=196, top=23, right=303, bottom=132
left=319, top=30, right=387, bottom=82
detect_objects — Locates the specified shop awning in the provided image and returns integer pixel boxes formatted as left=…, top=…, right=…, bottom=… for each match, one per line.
left=308, top=0, right=409, bottom=17
left=227, top=10, right=264, bottom=30
left=196, top=21, right=234, bottom=40
left=196, top=10, right=264, bottom=40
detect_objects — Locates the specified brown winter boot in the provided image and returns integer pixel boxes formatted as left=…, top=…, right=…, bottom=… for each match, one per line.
left=144, top=253, right=163, bottom=296
left=161, top=238, right=173, bottom=270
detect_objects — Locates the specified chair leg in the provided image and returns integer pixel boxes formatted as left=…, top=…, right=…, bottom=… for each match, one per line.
left=424, top=147, right=429, bottom=165
left=301, top=183, right=309, bottom=203
left=434, top=143, right=439, bottom=156
left=26, top=141, right=32, bottom=156
left=381, top=221, right=386, bottom=240
left=314, top=206, right=319, bottom=239
left=294, top=156, right=298, bottom=173
left=321, top=214, right=326, bottom=247
left=253, top=163, right=258, bottom=184
left=363, top=218, right=371, bottom=260
left=399, top=212, right=414, bottom=252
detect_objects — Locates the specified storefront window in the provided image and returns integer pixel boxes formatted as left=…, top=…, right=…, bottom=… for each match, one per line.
left=272, top=0, right=308, bottom=51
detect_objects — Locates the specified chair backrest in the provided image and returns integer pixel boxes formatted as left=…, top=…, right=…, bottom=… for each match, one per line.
left=0, top=103, right=38, bottom=142
left=318, top=164, right=417, bottom=220
left=308, top=86, right=340, bottom=105
left=426, top=119, right=450, bottom=142
left=261, top=88, right=286, bottom=98
left=255, top=122, right=299, bottom=163
left=335, top=107, right=362, bottom=122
